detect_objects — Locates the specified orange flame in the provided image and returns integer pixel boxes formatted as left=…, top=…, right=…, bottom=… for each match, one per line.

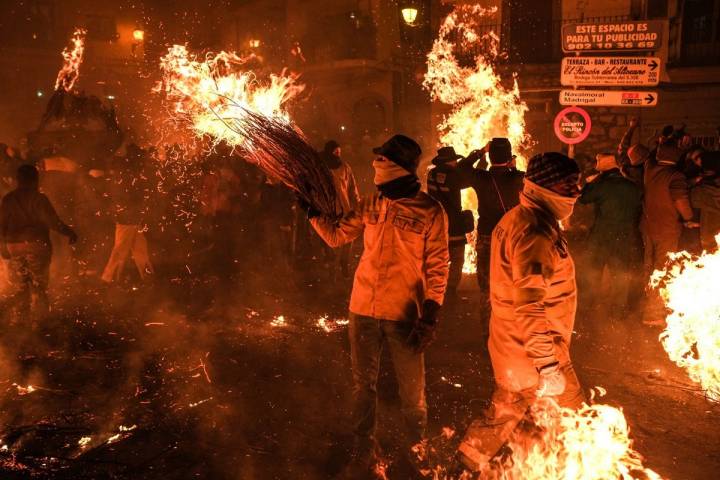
left=500, top=397, right=663, bottom=479
left=650, top=234, right=720, bottom=401
left=55, top=28, right=87, bottom=92
left=424, top=5, right=532, bottom=274
left=155, top=45, right=304, bottom=148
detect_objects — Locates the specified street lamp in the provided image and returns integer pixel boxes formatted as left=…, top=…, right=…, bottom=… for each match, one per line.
left=401, top=7, right=418, bottom=26
left=133, top=29, right=145, bottom=42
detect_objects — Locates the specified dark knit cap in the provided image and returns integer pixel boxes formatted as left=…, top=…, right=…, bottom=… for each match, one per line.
left=525, top=152, right=580, bottom=188
left=373, top=135, right=422, bottom=173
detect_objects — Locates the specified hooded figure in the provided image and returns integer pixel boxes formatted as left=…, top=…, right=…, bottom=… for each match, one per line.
left=459, top=152, right=585, bottom=472
left=0, top=164, right=77, bottom=321
left=307, top=134, right=449, bottom=476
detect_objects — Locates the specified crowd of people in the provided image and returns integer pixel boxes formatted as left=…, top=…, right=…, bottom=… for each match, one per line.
left=0, top=118, right=719, bottom=478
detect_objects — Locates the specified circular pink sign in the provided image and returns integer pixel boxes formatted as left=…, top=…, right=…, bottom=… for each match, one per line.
left=554, top=107, right=592, bottom=145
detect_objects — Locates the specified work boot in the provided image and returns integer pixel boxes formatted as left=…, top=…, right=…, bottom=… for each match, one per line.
left=457, top=406, right=527, bottom=473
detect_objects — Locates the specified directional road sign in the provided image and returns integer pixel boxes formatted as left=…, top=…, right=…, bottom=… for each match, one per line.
left=561, top=57, right=660, bottom=86
left=560, top=89, right=658, bottom=107
left=562, top=20, right=664, bottom=53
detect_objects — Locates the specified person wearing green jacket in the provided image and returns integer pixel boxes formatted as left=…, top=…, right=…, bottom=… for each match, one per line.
left=579, top=153, right=643, bottom=313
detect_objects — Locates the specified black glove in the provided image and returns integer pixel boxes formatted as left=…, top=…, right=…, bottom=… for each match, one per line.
left=295, top=194, right=321, bottom=219
left=407, top=300, right=441, bottom=353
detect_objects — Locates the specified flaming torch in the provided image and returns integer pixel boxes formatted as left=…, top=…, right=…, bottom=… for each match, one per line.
left=424, top=5, right=532, bottom=273
left=54, top=28, right=87, bottom=93
left=650, top=235, right=720, bottom=401
left=156, top=45, right=338, bottom=218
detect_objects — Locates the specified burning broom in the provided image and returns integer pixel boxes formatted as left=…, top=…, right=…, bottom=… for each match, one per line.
left=156, top=45, right=338, bottom=219
left=216, top=104, right=338, bottom=220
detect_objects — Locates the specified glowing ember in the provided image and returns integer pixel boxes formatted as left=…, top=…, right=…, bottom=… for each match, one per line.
left=189, top=397, right=214, bottom=408
left=316, top=316, right=349, bottom=333
left=424, top=5, right=532, bottom=274
left=373, top=459, right=389, bottom=480
left=155, top=45, right=304, bottom=148
left=54, top=28, right=87, bottom=92
left=650, top=234, right=720, bottom=401
left=77, top=437, right=92, bottom=448
left=270, top=315, right=287, bottom=327
left=12, top=384, right=35, bottom=396
left=500, top=397, right=662, bottom=480
left=440, top=376, right=463, bottom=388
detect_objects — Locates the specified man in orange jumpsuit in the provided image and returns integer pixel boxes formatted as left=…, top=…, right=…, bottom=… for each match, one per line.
left=459, top=152, right=585, bottom=472
left=308, top=134, right=449, bottom=477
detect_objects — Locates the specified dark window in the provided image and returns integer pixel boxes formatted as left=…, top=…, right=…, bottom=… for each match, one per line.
left=683, top=0, right=715, bottom=44
left=647, top=0, right=669, bottom=18
left=85, top=14, right=118, bottom=42
left=0, top=0, right=55, bottom=46
left=680, top=0, right=720, bottom=65
left=302, top=11, right=376, bottom=63
left=503, top=0, right=555, bottom=63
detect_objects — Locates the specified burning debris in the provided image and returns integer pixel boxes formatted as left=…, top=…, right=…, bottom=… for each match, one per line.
left=54, top=28, right=87, bottom=93
left=413, top=392, right=661, bottom=480
left=497, top=397, right=662, bottom=480
left=29, top=27, right=122, bottom=165
left=651, top=235, right=720, bottom=401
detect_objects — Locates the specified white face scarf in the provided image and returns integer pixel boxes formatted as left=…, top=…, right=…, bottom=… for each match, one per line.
left=372, top=158, right=411, bottom=185
left=521, top=179, right=578, bottom=222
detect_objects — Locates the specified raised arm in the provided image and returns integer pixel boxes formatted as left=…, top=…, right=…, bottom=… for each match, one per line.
left=310, top=196, right=369, bottom=248
left=617, top=117, right=639, bottom=159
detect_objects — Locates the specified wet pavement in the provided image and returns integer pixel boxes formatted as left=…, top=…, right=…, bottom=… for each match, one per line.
left=0, top=269, right=718, bottom=479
